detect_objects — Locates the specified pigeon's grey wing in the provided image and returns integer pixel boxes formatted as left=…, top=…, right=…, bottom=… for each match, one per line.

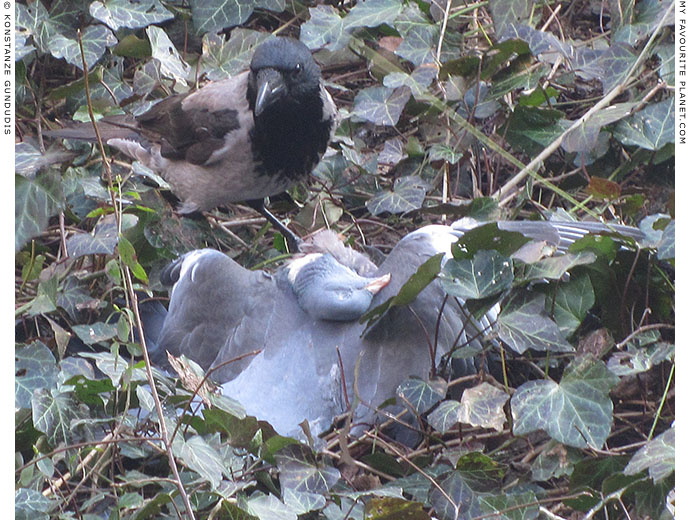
left=219, top=285, right=352, bottom=438
left=543, top=220, right=646, bottom=249
left=155, top=249, right=266, bottom=373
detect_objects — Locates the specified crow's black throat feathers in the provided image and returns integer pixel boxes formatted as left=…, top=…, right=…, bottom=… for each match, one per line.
left=246, top=37, right=334, bottom=180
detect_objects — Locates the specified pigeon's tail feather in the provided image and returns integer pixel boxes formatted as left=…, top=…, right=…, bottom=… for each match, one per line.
left=44, top=115, right=140, bottom=142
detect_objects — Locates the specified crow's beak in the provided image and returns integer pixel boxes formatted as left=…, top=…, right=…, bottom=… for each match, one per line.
left=254, top=69, right=286, bottom=117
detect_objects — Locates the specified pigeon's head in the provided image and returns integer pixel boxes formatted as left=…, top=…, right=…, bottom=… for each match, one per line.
left=248, top=37, right=322, bottom=117
left=288, top=253, right=391, bottom=322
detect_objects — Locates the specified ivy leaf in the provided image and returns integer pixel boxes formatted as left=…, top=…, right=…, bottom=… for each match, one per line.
left=50, top=25, right=117, bottom=71
left=548, top=273, right=596, bottom=336
left=16, top=2, right=63, bottom=55
left=365, top=175, right=427, bottom=215
left=32, top=389, right=90, bottom=445
left=192, top=0, right=283, bottom=36
left=439, top=250, right=513, bottom=300
left=361, top=253, right=443, bottom=330
left=614, top=98, right=674, bottom=151
left=499, top=23, right=572, bottom=60
left=657, top=220, right=674, bottom=260
left=72, top=322, right=119, bottom=345
left=247, top=492, right=298, bottom=520
left=15, top=488, right=56, bottom=520
left=489, top=0, right=533, bottom=40
left=428, top=470, right=482, bottom=520
left=479, top=491, right=539, bottom=520
left=199, top=30, right=269, bottom=81
left=517, top=252, right=596, bottom=282
left=276, top=444, right=341, bottom=494
left=15, top=342, right=58, bottom=409
left=80, top=352, right=148, bottom=386
left=178, top=435, right=226, bottom=489
left=352, top=86, right=412, bottom=126
left=497, top=291, right=573, bottom=354
left=511, top=357, right=619, bottom=449
left=16, top=172, right=64, bottom=253
left=384, top=64, right=438, bottom=98
left=66, top=216, right=120, bottom=257
left=428, top=143, right=464, bottom=165
left=300, top=5, right=348, bottom=50
left=89, top=0, right=174, bottom=31
left=394, top=4, right=438, bottom=66
left=378, top=138, right=407, bottom=165
left=561, top=103, right=635, bottom=154
left=427, top=400, right=462, bottom=434
left=451, top=222, right=531, bottom=259
left=607, top=342, right=673, bottom=376
left=458, top=383, right=509, bottom=431
left=282, top=489, right=326, bottom=515
left=396, top=378, right=446, bottom=414
left=146, top=26, right=190, bottom=83
left=624, top=427, right=674, bottom=484
left=584, top=42, right=639, bottom=94
left=15, top=141, right=75, bottom=178
left=344, top=0, right=403, bottom=31
left=614, top=0, right=674, bottom=46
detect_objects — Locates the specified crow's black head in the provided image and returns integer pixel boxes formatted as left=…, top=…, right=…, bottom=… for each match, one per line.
left=247, top=37, right=322, bottom=117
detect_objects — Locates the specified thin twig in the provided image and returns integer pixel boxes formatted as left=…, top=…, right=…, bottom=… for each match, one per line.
left=76, top=29, right=196, bottom=520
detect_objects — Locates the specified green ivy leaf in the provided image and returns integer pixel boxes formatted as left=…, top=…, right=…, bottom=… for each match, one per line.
left=352, top=86, right=412, bottom=126
left=15, top=342, right=58, bottom=409
left=511, top=357, right=619, bottom=449
left=549, top=272, right=596, bottom=336
left=394, top=4, right=437, bottom=66
left=440, top=250, right=513, bottom=300
left=89, top=0, right=174, bottom=31
left=50, top=24, right=117, bottom=71
left=15, top=173, right=64, bottom=253
left=178, top=435, right=226, bottom=489
left=427, top=400, right=462, bottom=434
left=428, top=470, right=482, bottom=520
left=497, top=291, right=573, bottom=354
left=396, top=377, right=446, bottom=414
left=66, top=215, right=120, bottom=257
left=32, top=389, right=89, bottom=445
left=276, top=444, right=341, bottom=494
left=624, top=427, right=674, bottom=484
left=489, top=0, right=533, bottom=40
left=15, top=488, right=56, bottom=520
left=365, top=175, right=427, bottom=215
left=192, top=0, right=284, bottom=36
left=146, top=26, right=190, bottom=82
left=614, top=98, right=674, bottom=150
left=199, top=30, right=269, bottom=81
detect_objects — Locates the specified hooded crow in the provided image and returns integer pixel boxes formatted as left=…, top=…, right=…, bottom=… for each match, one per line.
left=45, top=36, right=337, bottom=249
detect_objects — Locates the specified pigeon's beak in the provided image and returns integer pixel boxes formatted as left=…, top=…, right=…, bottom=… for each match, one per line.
left=365, top=273, right=391, bottom=294
left=254, top=69, right=287, bottom=117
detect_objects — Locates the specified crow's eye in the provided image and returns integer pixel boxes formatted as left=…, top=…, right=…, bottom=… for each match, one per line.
left=294, top=63, right=302, bottom=74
